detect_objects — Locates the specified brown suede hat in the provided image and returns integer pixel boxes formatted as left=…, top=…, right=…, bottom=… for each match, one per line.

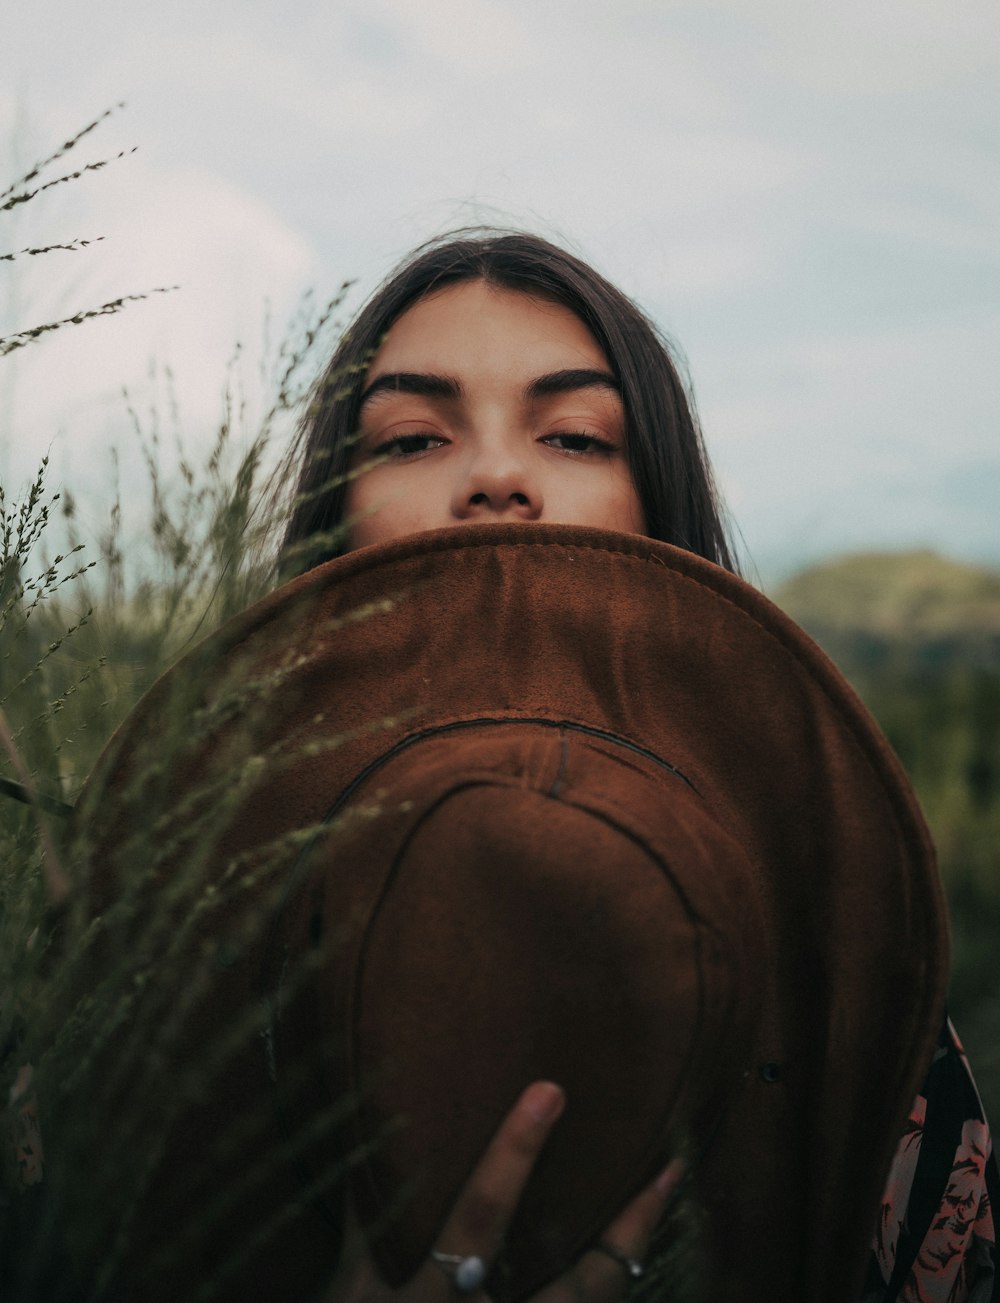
left=70, top=522, right=949, bottom=1303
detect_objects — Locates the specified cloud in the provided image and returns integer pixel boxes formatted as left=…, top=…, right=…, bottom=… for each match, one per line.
left=2, top=153, right=318, bottom=497
left=749, top=0, right=998, bottom=95
left=695, top=306, right=1000, bottom=573
left=4, top=0, right=998, bottom=572
left=371, top=0, right=535, bottom=72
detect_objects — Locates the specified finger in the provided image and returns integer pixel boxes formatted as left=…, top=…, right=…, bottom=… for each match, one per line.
left=600, top=1157, right=685, bottom=1258
left=413, top=1081, right=566, bottom=1295
left=555, top=1159, right=686, bottom=1303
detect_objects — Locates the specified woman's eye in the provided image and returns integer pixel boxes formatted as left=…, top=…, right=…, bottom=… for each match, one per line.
left=377, top=433, right=445, bottom=458
left=542, top=432, right=614, bottom=455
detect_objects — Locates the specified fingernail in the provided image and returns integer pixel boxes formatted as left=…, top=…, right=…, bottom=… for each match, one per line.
left=655, top=1157, right=686, bottom=1198
left=523, top=1081, right=565, bottom=1124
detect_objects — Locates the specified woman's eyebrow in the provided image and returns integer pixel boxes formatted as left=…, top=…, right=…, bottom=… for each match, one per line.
left=523, top=369, right=620, bottom=400
left=358, top=367, right=621, bottom=412
left=359, top=372, right=460, bottom=409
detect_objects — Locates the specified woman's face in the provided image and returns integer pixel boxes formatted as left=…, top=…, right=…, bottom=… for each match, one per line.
left=346, top=280, right=645, bottom=549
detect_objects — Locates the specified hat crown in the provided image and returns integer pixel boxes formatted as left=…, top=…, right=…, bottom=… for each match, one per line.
left=290, top=721, right=766, bottom=1292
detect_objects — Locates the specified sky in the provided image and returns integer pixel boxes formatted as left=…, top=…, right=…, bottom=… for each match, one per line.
left=2, top=0, right=997, bottom=583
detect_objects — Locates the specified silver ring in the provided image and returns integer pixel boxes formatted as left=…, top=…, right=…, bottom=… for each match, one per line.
left=430, top=1250, right=488, bottom=1293
left=593, top=1240, right=646, bottom=1280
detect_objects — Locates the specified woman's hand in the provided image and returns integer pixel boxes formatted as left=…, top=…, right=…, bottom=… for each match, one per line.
left=331, top=1080, right=684, bottom=1302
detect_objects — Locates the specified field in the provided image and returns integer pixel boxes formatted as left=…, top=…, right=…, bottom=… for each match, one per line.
left=2, top=115, right=998, bottom=1300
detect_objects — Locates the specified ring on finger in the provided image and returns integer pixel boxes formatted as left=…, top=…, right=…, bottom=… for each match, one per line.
left=592, top=1240, right=646, bottom=1281
left=430, top=1249, right=489, bottom=1293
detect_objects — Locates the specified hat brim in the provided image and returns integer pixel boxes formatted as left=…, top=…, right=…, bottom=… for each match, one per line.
left=74, top=522, right=948, bottom=1303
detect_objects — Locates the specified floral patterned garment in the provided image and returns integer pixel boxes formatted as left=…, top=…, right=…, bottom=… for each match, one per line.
left=862, top=1018, right=999, bottom=1303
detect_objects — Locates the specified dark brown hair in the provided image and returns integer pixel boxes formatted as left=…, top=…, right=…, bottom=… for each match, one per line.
left=280, top=231, right=736, bottom=576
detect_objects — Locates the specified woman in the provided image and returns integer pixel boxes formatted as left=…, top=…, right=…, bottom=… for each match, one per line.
left=276, top=231, right=997, bottom=1303
left=26, top=231, right=988, bottom=1303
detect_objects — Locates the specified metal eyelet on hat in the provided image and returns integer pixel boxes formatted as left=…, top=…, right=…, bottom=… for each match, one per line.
left=758, top=1062, right=783, bottom=1083
left=215, top=940, right=241, bottom=969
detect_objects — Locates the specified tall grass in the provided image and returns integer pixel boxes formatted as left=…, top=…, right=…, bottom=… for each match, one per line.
left=1, top=110, right=367, bottom=1298
left=0, top=361, right=376, bottom=1299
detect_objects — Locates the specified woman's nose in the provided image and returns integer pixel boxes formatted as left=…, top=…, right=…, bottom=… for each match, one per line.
left=452, top=449, right=543, bottom=521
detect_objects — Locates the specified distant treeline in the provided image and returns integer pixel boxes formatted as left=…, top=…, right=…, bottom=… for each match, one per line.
left=778, top=551, right=1000, bottom=1122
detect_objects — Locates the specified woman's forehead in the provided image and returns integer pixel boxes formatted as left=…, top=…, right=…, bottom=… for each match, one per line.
left=369, top=280, right=612, bottom=379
